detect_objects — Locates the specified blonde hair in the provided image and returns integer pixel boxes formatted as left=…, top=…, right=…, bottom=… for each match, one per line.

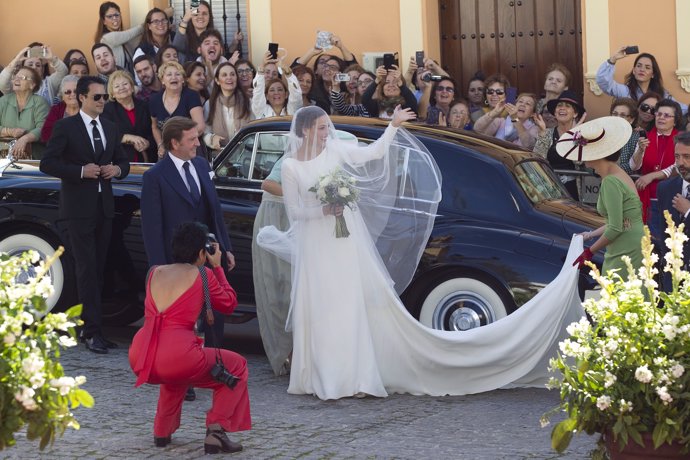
left=107, top=70, right=134, bottom=99
left=157, top=61, right=185, bottom=81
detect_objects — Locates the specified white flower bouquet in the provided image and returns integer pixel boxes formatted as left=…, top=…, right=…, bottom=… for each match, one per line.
left=308, top=167, right=360, bottom=238
left=543, top=212, right=690, bottom=456
left=0, top=248, right=93, bottom=451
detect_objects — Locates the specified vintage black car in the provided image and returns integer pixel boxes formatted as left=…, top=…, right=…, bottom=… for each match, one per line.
left=0, top=117, right=603, bottom=331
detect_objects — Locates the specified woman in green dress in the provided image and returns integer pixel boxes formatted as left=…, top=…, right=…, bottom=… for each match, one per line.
left=565, top=116, right=644, bottom=275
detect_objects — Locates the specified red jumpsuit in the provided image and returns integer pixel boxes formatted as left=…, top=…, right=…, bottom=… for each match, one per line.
left=129, top=266, right=251, bottom=437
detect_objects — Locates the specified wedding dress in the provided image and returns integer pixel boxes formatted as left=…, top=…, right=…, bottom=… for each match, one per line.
left=257, top=106, right=586, bottom=400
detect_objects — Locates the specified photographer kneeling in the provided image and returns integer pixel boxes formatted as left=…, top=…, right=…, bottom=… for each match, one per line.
left=129, top=222, right=251, bottom=454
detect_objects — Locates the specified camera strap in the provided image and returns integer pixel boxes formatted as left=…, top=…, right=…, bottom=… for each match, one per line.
left=197, top=266, right=224, bottom=363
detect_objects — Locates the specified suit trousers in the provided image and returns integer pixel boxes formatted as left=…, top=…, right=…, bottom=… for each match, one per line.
left=66, top=194, right=112, bottom=337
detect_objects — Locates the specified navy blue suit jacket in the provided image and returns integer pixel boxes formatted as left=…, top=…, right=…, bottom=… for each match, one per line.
left=657, top=175, right=690, bottom=288
left=140, top=153, right=231, bottom=266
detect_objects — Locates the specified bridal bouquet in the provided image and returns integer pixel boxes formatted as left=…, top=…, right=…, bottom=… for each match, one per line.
left=308, top=167, right=360, bottom=238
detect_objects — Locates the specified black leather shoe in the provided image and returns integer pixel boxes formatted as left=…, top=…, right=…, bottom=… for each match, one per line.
left=154, top=436, right=171, bottom=447
left=185, top=387, right=196, bottom=401
left=84, top=335, right=109, bottom=354
left=101, top=336, right=118, bottom=349
left=204, top=424, right=242, bottom=454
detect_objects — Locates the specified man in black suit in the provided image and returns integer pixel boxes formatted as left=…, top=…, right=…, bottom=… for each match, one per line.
left=657, top=131, right=690, bottom=291
left=40, top=76, right=130, bottom=354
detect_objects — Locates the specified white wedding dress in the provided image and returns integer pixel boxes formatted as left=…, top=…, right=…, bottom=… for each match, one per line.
left=258, top=109, right=586, bottom=400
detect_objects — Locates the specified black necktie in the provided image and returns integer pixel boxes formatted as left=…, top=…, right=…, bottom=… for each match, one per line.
left=183, top=161, right=201, bottom=203
left=90, top=120, right=104, bottom=158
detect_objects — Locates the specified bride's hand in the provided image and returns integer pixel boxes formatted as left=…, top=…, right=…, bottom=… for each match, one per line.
left=323, top=204, right=344, bottom=216
left=392, top=105, right=416, bottom=127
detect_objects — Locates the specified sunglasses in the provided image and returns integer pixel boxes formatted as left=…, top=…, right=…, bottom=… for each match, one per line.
left=63, top=89, right=75, bottom=95
left=436, top=86, right=455, bottom=93
left=486, top=89, right=505, bottom=95
left=656, top=111, right=674, bottom=119
left=91, top=93, right=109, bottom=102
left=639, top=103, right=656, bottom=114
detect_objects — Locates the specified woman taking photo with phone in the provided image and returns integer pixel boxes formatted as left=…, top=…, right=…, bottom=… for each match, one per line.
left=596, top=46, right=683, bottom=110
left=251, top=52, right=302, bottom=119
left=361, top=65, right=418, bottom=119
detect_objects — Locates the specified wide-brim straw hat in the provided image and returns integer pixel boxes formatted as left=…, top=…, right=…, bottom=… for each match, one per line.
left=555, top=116, right=632, bottom=162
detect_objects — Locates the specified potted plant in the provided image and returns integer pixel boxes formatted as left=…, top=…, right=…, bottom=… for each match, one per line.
left=543, top=213, right=690, bottom=459
left=0, top=248, right=93, bottom=451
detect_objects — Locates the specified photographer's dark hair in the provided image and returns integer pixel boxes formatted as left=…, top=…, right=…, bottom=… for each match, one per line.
left=604, top=150, right=622, bottom=162
left=172, top=222, right=209, bottom=264
left=76, top=76, right=105, bottom=107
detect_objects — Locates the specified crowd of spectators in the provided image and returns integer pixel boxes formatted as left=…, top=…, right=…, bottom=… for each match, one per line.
left=1, top=0, right=689, bottom=212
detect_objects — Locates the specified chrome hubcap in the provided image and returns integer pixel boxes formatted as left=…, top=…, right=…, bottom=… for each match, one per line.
left=433, top=291, right=496, bottom=331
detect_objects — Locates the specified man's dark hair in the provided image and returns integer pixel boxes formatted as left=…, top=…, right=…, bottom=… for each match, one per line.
left=162, top=116, right=198, bottom=151
left=76, top=76, right=105, bottom=108
left=91, top=42, right=114, bottom=57
left=133, top=54, right=155, bottom=68
left=198, top=29, right=223, bottom=48
left=675, top=130, right=690, bottom=147
left=172, top=222, right=209, bottom=263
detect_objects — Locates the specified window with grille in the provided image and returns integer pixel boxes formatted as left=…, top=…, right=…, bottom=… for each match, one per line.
left=169, top=0, right=249, bottom=54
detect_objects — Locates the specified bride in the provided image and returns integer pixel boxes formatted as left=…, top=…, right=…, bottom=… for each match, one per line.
left=257, top=105, right=586, bottom=400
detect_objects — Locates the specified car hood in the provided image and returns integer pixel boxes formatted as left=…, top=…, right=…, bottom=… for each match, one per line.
left=534, top=199, right=605, bottom=232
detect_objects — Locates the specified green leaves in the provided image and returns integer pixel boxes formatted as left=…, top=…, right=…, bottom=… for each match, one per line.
left=551, top=417, right=576, bottom=453
left=0, top=249, right=94, bottom=451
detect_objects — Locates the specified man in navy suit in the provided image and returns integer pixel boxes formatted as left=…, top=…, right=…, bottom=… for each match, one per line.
left=141, top=116, right=235, bottom=361
left=657, top=131, right=690, bottom=291
left=40, top=76, right=130, bottom=354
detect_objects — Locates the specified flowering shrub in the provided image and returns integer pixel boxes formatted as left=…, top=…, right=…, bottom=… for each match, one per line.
left=544, top=212, right=690, bottom=454
left=0, top=248, right=93, bottom=450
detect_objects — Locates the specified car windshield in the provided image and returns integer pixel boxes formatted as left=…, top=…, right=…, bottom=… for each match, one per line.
left=514, top=160, right=569, bottom=203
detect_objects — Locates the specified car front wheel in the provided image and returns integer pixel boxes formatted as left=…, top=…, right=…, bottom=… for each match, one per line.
left=418, top=276, right=508, bottom=331
left=0, top=232, right=73, bottom=314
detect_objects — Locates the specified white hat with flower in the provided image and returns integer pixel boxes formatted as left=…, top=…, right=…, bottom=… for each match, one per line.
left=555, top=116, right=632, bottom=162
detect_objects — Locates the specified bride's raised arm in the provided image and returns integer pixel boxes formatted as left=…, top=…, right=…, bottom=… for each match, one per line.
left=339, top=105, right=416, bottom=165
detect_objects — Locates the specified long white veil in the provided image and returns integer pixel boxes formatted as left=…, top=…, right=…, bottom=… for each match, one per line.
left=256, top=106, right=442, bottom=294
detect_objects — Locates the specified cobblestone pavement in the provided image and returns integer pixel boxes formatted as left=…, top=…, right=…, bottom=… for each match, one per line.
left=3, top=326, right=598, bottom=460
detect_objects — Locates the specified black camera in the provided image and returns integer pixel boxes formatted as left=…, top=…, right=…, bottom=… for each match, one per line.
left=210, top=361, right=239, bottom=389
left=205, top=233, right=217, bottom=255
left=421, top=74, right=443, bottom=82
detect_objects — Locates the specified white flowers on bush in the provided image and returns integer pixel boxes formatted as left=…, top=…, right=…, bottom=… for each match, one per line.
left=656, top=386, right=673, bottom=405
left=635, top=365, right=653, bottom=384
left=14, top=386, right=38, bottom=411
left=671, top=364, right=685, bottom=379
left=50, top=377, right=78, bottom=396
left=596, top=395, right=612, bottom=411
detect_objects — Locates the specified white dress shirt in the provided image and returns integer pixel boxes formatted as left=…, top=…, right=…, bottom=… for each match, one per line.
left=168, top=152, right=201, bottom=196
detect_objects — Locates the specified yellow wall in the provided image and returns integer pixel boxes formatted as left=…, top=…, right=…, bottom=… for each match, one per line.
left=268, top=0, right=402, bottom=67
left=0, top=0, right=143, bottom=72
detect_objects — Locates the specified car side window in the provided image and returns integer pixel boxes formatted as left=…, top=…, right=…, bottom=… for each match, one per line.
left=254, top=133, right=289, bottom=180
left=216, top=134, right=256, bottom=179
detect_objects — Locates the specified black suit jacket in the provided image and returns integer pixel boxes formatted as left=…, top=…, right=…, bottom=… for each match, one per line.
left=40, top=114, right=130, bottom=219
left=657, top=176, right=690, bottom=286
left=102, top=99, right=156, bottom=163
left=140, top=154, right=232, bottom=266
